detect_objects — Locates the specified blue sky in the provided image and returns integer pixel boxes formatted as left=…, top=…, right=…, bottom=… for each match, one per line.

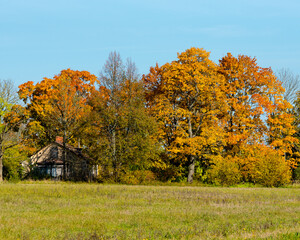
left=1, top=0, right=299, bottom=87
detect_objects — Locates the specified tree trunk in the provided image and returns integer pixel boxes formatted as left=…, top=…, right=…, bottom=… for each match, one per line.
left=0, top=156, right=2, bottom=182
left=63, top=130, right=67, bottom=180
left=187, top=115, right=195, bottom=183
left=187, top=155, right=195, bottom=183
left=112, top=129, right=117, bottom=181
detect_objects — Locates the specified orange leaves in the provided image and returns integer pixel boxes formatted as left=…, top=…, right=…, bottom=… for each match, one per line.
left=218, top=53, right=295, bottom=155
left=18, top=81, right=35, bottom=103
left=218, top=53, right=297, bottom=166
left=143, top=63, right=164, bottom=106
left=176, top=47, right=212, bottom=65
left=18, top=69, right=98, bottom=146
left=18, top=69, right=98, bottom=107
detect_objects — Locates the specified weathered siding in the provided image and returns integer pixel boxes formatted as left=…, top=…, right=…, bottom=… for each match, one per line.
left=29, top=143, right=95, bottom=181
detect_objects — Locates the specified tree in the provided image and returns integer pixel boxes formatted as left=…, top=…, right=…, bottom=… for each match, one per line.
left=18, top=69, right=98, bottom=178
left=266, top=95, right=297, bottom=166
left=144, top=48, right=226, bottom=183
left=217, top=53, right=297, bottom=176
left=120, top=59, right=162, bottom=175
left=98, top=52, right=123, bottom=179
left=218, top=53, right=296, bottom=156
left=0, top=80, right=26, bottom=181
left=87, top=52, right=161, bottom=182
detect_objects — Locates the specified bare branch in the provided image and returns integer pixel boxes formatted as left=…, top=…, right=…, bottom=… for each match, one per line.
left=276, top=68, right=300, bottom=104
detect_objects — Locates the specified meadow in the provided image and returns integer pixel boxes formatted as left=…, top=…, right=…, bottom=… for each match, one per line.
left=0, top=182, right=299, bottom=240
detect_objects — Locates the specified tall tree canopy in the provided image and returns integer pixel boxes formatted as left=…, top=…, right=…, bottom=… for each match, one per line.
left=144, top=48, right=227, bottom=183
left=18, top=69, right=98, bottom=148
left=86, top=52, right=161, bottom=182
left=218, top=54, right=297, bottom=166
left=218, top=54, right=291, bottom=154
left=144, top=48, right=298, bottom=183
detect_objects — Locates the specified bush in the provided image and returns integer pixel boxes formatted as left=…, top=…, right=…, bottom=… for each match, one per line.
left=119, top=170, right=156, bottom=184
left=240, top=145, right=292, bottom=187
left=207, top=156, right=242, bottom=186
left=249, top=151, right=291, bottom=187
left=3, top=145, right=28, bottom=180
left=206, top=146, right=292, bottom=187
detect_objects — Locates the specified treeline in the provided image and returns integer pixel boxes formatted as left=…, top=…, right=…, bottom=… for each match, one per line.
left=1, top=47, right=300, bottom=186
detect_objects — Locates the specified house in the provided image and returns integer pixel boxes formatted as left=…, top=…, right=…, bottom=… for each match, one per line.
left=27, top=136, right=98, bottom=181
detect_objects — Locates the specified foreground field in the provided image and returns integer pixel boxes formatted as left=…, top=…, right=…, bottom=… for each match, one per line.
left=0, top=182, right=299, bottom=239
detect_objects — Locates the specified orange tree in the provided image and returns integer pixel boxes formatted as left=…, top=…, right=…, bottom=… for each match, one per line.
left=218, top=53, right=297, bottom=161
left=18, top=69, right=98, bottom=177
left=144, top=48, right=227, bottom=183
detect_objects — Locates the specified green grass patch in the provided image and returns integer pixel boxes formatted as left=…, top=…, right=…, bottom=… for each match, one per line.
left=0, top=182, right=299, bottom=239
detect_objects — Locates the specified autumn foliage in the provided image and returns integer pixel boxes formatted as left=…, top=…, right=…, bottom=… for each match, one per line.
left=9, top=48, right=299, bottom=186
left=144, top=48, right=226, bottom=183
left=208, top=145, right=292, bottom=186
left=143, top=48, right=298, bottom=185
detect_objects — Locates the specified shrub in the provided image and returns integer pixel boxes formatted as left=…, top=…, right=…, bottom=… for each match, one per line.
left=242, top=145, right=292, bottom=187
left=207, top=156, right=242, bottom=186
left=119, top=170, right=156, bottom=184
left=292, top=165, right=300, bottom=182
left=3, top=145, right=28, bottom=180
left=251, top=154, right=291, bottom=187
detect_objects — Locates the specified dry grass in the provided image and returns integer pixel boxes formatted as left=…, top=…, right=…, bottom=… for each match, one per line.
left=0, top=182, right=299, bottom=239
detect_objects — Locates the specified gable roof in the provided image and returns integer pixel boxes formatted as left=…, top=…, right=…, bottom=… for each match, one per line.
left=56, top=141, right=93, bottom=163
left=30, top=140, right=93, bottom=166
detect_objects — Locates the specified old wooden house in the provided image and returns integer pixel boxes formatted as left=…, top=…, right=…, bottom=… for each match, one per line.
left=27, top=137, right=98, bottom=181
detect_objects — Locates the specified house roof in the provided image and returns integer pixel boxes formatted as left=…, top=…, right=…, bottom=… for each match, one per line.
left=31, top=139, right=94, bottom=166
left=56, top=141, right=93, bottom=163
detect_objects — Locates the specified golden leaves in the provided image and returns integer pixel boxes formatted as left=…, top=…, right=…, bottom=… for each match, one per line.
left=144, top=47, right=298, bottom=179
left=144, top=48, right=226, bottom=161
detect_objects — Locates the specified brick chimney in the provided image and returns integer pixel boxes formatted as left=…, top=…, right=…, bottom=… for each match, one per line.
left=56, top=136, right=63, bottom=144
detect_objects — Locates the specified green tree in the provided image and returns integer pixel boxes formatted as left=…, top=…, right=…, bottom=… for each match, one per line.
left=0, top=80, right=26, bottom=181
left=87, top=52, right=161, bottom=182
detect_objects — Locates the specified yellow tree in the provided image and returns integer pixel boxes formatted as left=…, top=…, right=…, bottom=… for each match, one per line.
left=267, top=93, right=298, bottom=168
left=144, top=48, right=226, bottom=183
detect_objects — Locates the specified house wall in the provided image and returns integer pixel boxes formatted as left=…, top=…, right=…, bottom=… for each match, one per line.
left=30, top=143, right=94, bottom=181
left=38, top=164, right=63, bottom=178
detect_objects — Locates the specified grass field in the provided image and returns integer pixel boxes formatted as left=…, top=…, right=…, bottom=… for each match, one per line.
left=0, top=182, right=299, bottom=239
